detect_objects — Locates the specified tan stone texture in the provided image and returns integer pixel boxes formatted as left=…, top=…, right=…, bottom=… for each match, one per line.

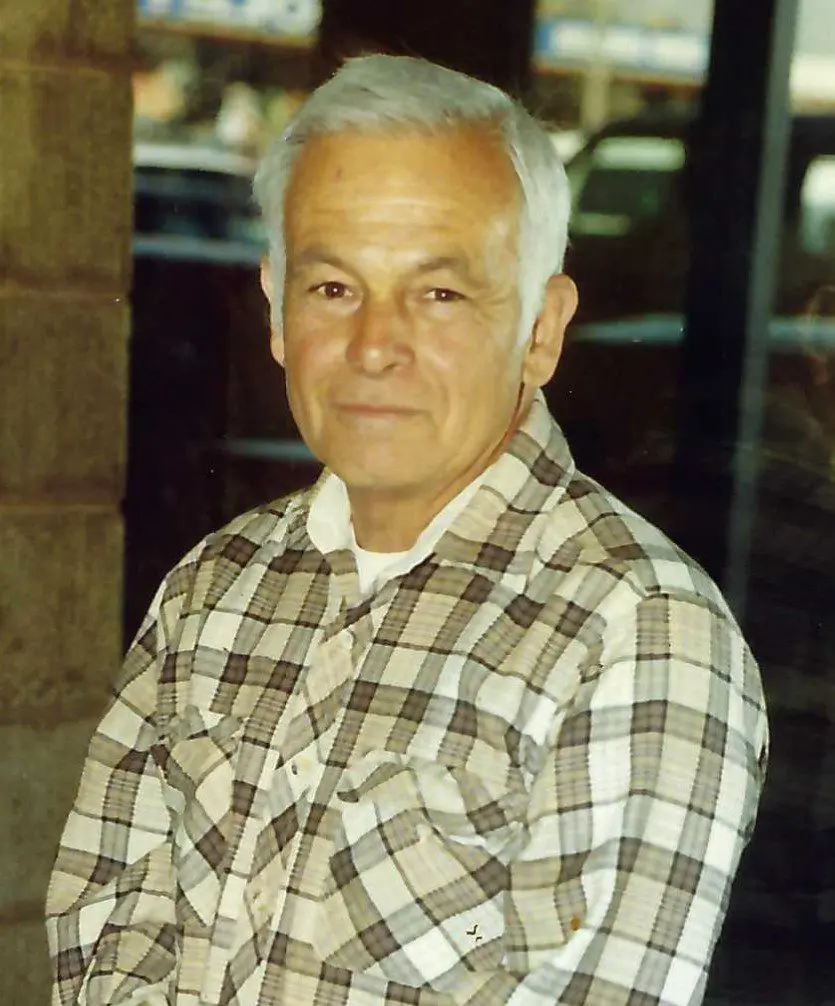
left=0, top=916, right=50, bottom=1005
left=0, top=66, right=133, bottom=293
left=0, top=720, right=99, bottom=911
left=0, top=295, right=129, bottom=501
left=0, top=0, right=136, bottom=996
left=0, top=0, right=135, bottom=61
left=0, top=511, right=123, bottom=727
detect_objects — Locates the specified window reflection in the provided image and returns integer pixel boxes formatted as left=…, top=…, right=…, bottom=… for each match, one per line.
left=801, top=157, right=835, bottom=258
left=543, top=5, right=835, bottom=1001
left=713, top=280, right=835, bottom=1005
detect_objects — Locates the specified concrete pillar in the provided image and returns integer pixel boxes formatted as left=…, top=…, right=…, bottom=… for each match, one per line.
left=0, top=1, right=135, bottom=999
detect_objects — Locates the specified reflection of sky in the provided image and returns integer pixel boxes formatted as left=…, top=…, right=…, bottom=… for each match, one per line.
left=546, top=0, right=835, bottom=56
left=780, top=0, right=833, bottom=56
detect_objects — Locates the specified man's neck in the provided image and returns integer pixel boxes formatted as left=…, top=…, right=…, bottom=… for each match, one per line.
left=348, top=481, right=469, bottom=553
left=347, top=395, right=532, bottom=552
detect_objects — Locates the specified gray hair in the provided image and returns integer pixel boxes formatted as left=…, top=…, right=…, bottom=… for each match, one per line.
left=253, top=54, right=571, bottom=344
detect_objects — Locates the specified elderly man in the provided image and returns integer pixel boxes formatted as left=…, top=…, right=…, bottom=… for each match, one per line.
left=47, top=55, right=767, bottom=1006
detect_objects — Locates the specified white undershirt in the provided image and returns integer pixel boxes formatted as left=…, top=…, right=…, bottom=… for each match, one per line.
left=307, top=473, right=487, bottom=597
left=351, top=539, right=412, bottom=597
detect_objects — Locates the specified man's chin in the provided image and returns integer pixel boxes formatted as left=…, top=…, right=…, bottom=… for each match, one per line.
left=325, top=457, right=426, bottom=495
left=336, top=470, right=421, bottom=495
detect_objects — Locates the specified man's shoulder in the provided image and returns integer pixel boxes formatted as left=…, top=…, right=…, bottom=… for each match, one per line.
left=208, top=490, right=305, bottom=552
left=543, top=469, right=726, bottom=613
left=517, top=403, right=722, bottom=611
left=157, top=487, right=314, bottom=609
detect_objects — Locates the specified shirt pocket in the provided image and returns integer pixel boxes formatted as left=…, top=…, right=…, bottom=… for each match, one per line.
left=311, top=749, right=528, bottom=992
left=158, top=706, right=243, bottom=928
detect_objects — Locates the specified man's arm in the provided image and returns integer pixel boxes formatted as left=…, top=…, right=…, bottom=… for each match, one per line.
left=458, top=590, right=768, bottom=1006
left=46, top=592, right=180, bottom=1006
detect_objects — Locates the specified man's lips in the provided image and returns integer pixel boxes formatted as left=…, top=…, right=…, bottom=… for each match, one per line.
left=336, top=403, right=420, bottom=416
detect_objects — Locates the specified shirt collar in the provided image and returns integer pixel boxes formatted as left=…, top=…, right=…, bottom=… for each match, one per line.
left=432, top=392, right=576, bottom=579
left=306, top=471, right=352, bottom=556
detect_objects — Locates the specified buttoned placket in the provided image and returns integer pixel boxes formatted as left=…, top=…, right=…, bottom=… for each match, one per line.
left=245, top=626, right=362, bottom=1004
left=203, top=555, right=396, bottom=1004
left=194, top=615, right=347, bottom=1002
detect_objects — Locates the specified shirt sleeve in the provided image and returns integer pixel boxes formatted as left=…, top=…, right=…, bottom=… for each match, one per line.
left=46, top=586, right=180, bottom=1006
left=455, top=590, right=768, bottom=1006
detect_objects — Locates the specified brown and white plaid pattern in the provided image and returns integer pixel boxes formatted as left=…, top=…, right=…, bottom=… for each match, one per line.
left=46, top=397, right=768, bottom=1006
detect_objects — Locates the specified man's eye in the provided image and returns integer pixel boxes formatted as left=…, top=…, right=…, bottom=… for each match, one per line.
left=428, top=288, right=465, bottom=303
left=313, top=281, right=348, bottom=299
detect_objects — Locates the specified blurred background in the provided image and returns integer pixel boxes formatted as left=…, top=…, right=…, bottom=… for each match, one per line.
left=1, top=0, right=833, bottom=1000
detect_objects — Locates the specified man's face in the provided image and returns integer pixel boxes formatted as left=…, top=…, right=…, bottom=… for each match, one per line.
left=265, top=128, right=570, bottom=502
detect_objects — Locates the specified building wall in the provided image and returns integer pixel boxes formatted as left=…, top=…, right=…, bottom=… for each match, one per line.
left=0, top=1, right=135, bottom=999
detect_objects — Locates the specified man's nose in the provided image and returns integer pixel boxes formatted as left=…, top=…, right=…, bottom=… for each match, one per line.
left=346, top=298, right=413, bottom=374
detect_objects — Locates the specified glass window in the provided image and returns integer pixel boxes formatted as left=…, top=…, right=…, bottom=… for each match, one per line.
left=800, top=154, right=835, bottom=257
left=568, top=135, right=685, bottom=236
left=540, top=3, right=835, bottom=1004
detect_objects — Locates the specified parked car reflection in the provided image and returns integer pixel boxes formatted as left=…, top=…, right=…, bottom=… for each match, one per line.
left=133, top=141, right=266, bottom=262
left=564, top=113, right=835, bottom=323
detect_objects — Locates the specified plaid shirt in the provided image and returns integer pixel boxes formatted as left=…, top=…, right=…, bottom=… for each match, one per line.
left=47, top=397, right=768, bottom=1006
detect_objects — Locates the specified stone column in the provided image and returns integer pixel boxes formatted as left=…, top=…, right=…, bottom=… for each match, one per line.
left=0, top=1, right=134, bottom=999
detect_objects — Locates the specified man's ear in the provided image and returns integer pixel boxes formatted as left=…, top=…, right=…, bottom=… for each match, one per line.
left=260, top=258, right=285, bottom=367
left=521, top=274, right=578, bottom=390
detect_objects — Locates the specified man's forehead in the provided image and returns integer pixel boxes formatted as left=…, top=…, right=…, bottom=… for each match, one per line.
left=288, top=126, right=519, bottom=199
left=281, top=128, right=522, bottom=276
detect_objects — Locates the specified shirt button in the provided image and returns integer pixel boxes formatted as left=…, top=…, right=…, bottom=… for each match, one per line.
left=290, top=763, right=299, bottom=776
